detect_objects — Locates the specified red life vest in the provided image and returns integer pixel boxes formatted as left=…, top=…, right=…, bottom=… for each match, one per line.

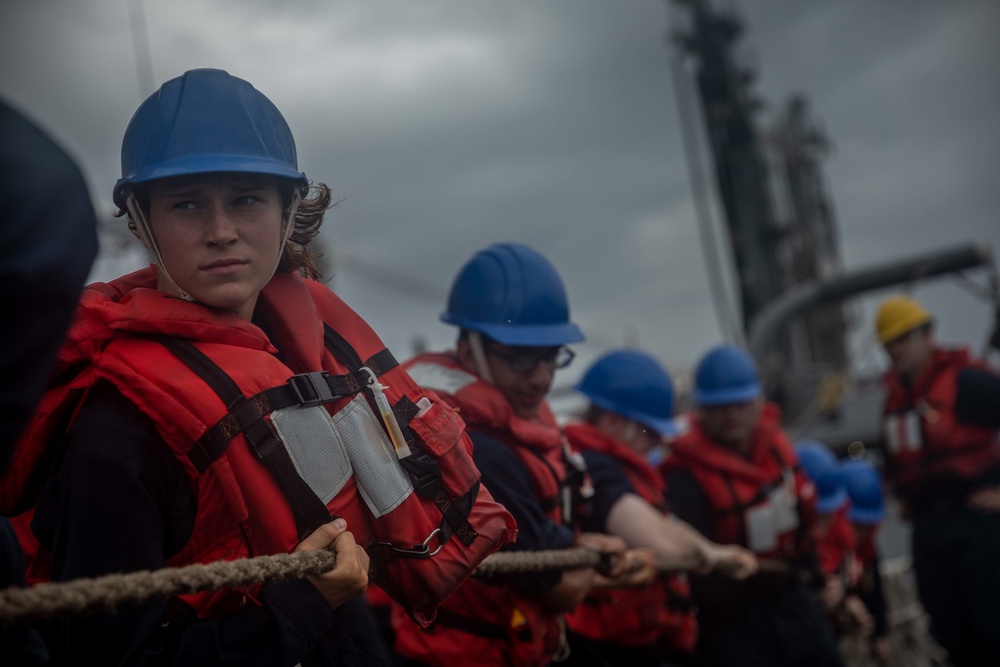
left=562, top=422, right=698, bottom=653
left=854, top=530, right=878, bottom=571
left=881, top=347, right=1000, bottom=497
left=390, top=352, right=586, bottom=667
left=815, top=507, right=857, bottom=583
left=0, top=268, right=516, bottom=627
left=659, top=403, right=817, bottom=561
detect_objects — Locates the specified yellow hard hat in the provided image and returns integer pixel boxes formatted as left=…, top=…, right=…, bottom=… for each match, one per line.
left=875, top=295, right=932, bottom=344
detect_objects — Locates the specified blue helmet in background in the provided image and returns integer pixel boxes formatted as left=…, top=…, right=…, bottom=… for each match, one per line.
left=795, top=440, right=847, bottom=514
left=841, top=459, right=886, bottom=525
left=692, top=344, right=762, bottom=406
left=113, top=68, right=308, bottom=208
left=441, top=242, right=584, bottom=346
left=575, top=349, right=677, bottom=437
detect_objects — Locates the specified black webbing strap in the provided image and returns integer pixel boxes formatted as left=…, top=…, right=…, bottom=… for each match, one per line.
left=431, top=608, right=508, bottom=639
left=323, top=325, right=479, bottom=547
left=159, top=337, right=332, bottom=536
left=185, top=353, right=394, bottom=474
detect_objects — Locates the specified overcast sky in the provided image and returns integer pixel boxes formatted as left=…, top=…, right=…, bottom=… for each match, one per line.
left=3, top=0, right=999, bottom=400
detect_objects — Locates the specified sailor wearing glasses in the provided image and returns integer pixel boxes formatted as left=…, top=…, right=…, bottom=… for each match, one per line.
left=389, top=242, right=648, bottom=667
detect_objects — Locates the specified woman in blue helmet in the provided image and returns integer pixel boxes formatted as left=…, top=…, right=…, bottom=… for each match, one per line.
left=0, top=69, right=516, bottom=666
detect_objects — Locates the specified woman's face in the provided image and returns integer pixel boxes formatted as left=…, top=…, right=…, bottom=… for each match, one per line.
left=146, top=173, right=286, bottom=320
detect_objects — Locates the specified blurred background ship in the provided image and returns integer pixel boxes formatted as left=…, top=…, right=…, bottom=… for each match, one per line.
left=663, top=1, right=1000, bottom=664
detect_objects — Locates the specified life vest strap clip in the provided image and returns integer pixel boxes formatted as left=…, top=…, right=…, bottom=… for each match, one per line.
left=368, top=528, right=444, bottom=562
left=288, top=371, right=336, bottom=407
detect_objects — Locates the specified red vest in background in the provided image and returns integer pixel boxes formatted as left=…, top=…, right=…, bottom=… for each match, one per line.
left=390, top=352, right=583, bottom=667
left=854, top=530, right=878, bottom=572
left=815, top=506, right=858, bottom=587
left=1, top=268, right=515, bottom=627
left=660, top=403, right=817, bottom=561
left=881, top=347, right=1000, bottom=498
left=562, top=422, right=698, bottom=654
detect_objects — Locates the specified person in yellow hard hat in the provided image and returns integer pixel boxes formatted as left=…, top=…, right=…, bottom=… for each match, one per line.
left=874, top=293, right=1000, bottom=666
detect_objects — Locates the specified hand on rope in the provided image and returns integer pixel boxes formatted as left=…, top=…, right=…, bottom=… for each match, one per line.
left=701, top=543, right=759, bottom=580
left=571, top=532, right=628, bottom=578
left=600, top=548, right=658, bottom=589
left=299, top=518, right=369, bottom=610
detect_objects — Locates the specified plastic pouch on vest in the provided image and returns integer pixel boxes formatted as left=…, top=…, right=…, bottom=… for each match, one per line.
left=330, top=394, right=415, bottom=516
left=745, top=501, right=778, bottom=553
left=405, top=397, right=480, bottom=495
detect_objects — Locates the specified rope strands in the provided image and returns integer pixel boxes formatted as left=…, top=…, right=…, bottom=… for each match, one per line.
left=0, top=550, right=337, bottom=625
left=0, top=547, right=706, bottom=625
left=0, top=544, right=942, bottom=667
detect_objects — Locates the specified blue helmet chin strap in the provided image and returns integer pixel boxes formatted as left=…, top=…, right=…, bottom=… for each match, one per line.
left=126, top=191, right=194, bottom=302
left=467, top=331, right=494, bottom=385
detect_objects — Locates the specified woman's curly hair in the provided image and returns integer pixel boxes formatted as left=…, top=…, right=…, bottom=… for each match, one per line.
left=278, top=181, right=332, bottom=279
left=114, top=177, right=333, bottom=280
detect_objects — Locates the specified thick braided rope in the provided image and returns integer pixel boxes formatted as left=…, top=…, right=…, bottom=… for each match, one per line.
left=0, top=548, right=731, bottom=625
left=473, top=549, right=602, bottom=576
left=0, top=550, right=336, bottom=625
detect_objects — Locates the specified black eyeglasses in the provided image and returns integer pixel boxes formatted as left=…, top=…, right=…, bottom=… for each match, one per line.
left=484, top=343, right=576, bottom=374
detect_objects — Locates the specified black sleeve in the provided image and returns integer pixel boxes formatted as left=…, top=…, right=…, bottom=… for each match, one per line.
left=578, top=450, right=636, bottom=534
left=663, top=467, right=715, bottom=539
left=468, top=430, right=575, bottom=596
left=955, top=366, right=1000, bottom=428
left=0, top=99, right=99, bottom=467
left=30, top=382, right=349, bottom=667
left=0, top=518, right=49, bottom=665
left=860, top=551, right=890, bottom=639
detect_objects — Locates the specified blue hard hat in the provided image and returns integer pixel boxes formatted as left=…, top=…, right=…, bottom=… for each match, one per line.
left=113, top=68, right=308, bottom=208
left=795, top=440, right=848, bottom=514
left=841, top=459, right=885, bottom=525
left=691, top=344, right=762, bottom=406
left=575, top=349, right=677, bottom=437
left=441, top=242, right=585, bottom=346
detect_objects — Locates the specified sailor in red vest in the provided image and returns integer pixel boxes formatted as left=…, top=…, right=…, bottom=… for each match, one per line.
left=660, top=344, right=843, bottom=667
left=562, top=349, right=758, bottom=667
left=840, top=458, right=890, bottom=666
left=390, top=243, right=651, bottom=667
left=0, top=69, right=517, bottom=666
left=795, top=441, right=872, bottom=640
left=874, top=294, right=1000, bottom=666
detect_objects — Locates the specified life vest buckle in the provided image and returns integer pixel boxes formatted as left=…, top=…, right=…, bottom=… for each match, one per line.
left=368, top=528, right=444, bottom=562
left=288, top=371, right=335, bottom=407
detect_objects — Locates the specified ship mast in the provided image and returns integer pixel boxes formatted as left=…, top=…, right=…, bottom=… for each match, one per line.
left=668, top=0, right=850, bottom=421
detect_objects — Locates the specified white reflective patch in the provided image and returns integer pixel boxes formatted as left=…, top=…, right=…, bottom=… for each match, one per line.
left=771, top=475, right=799, bottom=534
left=406, top=362, right=477, bottom=396
left=745, top=501, right=778, bottom=553
left=328, top=394, right=414, bottom=518
left=271, top=405, right=353, bottom=504
left=903, top=412, right=923, bottom=451
left=884, top=412, right=923, bottom=454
